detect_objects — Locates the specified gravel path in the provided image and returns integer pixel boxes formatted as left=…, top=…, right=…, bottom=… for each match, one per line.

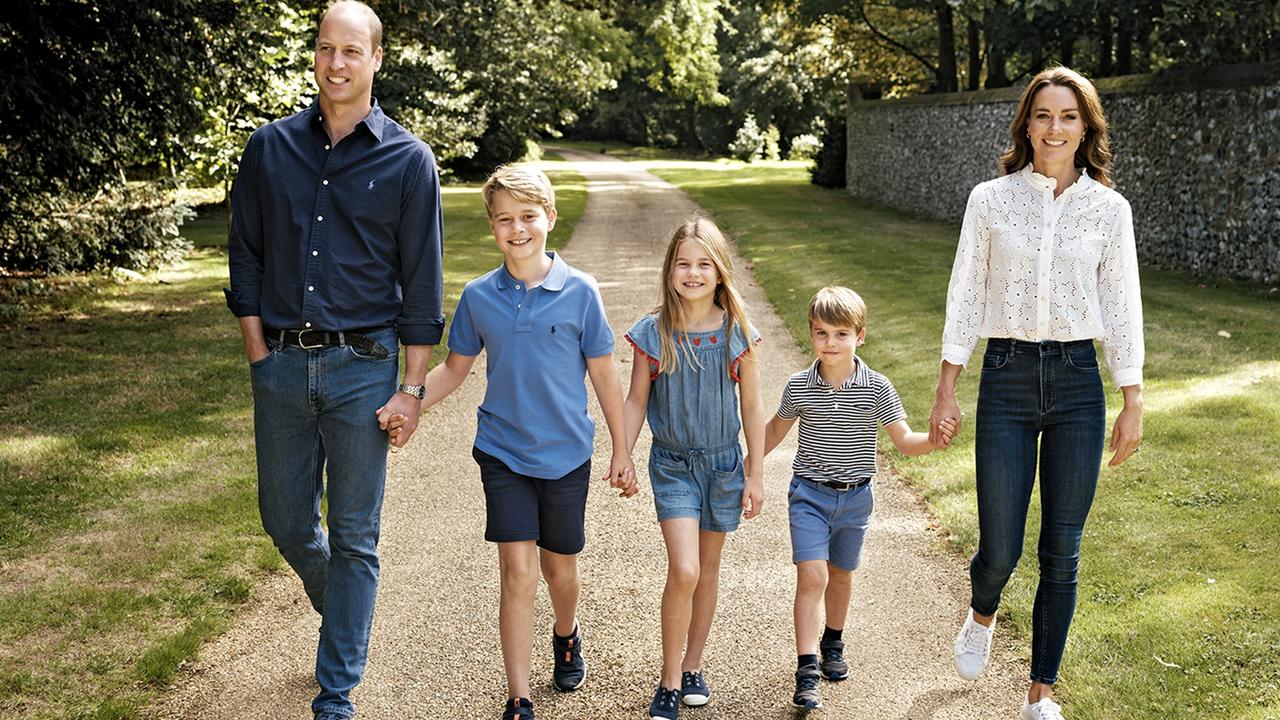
left=149, top=149, right=1024, bottom=719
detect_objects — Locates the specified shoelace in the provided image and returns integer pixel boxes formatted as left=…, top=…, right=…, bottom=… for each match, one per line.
left=1026, top=699, right=1063, bottom=719
left=821, top=646, right=842, bottom=663
left=959, top=622, right=991, bottom=653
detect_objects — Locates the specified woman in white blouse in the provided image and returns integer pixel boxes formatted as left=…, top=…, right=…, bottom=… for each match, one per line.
left=928, top=66, right=1144, bottom=720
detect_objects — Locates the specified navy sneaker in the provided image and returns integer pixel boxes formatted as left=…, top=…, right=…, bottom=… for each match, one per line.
left=819, top=637, right=848, bottom=681
left=552, top=625, right=586, bottom=691
left=648, top=686, right=681, bottom=720
left=314, top=714, right=351, bottom=720
left=792, top=665, right=822, bottom=709
left=680, top=670, right=710, bottom=706
left=502, top=697, right=535, bottom=720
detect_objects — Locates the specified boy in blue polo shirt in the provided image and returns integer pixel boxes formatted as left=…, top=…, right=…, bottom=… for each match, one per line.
left=763, top=286, right=955, bottom=709
left=388, top=165, right=636, bottom=720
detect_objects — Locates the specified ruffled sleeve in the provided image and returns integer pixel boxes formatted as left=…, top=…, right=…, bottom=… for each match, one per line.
left=728, top=321, right=763, bottom=383
left=624, top=313, right=661, bottom=381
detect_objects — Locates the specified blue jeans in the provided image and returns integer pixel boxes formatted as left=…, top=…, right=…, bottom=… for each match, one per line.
left=249, top=327, right=399, bottom=718
left=970, top=338, right=1105, bottom=685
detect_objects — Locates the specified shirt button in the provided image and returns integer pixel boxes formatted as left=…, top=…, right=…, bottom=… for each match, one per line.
left=312, top=250, right=318, bottom=256
left=323, top=180, right=329, bottom=186
left=324, top=144, right=330, bottom=150
left=308, top=286, right=314, bottom=291
left=317, top=216, right=323, bottom=222
left=304, top=321, right=312, bottom=328
left=515, top=285, right=521, bottom=290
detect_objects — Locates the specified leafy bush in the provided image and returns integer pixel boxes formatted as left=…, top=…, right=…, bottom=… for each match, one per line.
left=809, top=115, right=847, bottom=188
left=762, top=123, right=781, bottom=161
left=729, top=114, right=765, bottom=161
left=787, top=134, right=821, bottom=161
left=1, top=183, right=193, bottom=275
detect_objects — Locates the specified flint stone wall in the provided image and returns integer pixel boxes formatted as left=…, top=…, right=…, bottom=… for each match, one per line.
left=846, top=62, right=1280, bottom=284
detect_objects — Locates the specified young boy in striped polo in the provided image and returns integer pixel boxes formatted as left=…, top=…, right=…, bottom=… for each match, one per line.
left=763, top=286, right=956, bottom=709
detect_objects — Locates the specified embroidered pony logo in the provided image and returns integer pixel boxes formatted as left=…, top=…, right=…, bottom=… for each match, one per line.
left=368, top=179, right=377, bottom=190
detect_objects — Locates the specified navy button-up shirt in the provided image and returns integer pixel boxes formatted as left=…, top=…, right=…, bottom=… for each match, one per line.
left=225, top=99, right=445, bottom=345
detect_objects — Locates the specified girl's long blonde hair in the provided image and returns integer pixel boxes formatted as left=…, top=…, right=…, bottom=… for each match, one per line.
left=655, top=217, right=755, bottom=377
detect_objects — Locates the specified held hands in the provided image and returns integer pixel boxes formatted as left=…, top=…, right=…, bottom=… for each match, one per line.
left=377, top=393, right=421, bottom=449
left=928, top=395, right=963, bottom=449
left=931, top=417, right=959, bottom=450
left=607, top=451, right=638, bottom=498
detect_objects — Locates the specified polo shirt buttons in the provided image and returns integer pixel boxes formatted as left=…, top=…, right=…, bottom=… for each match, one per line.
left=317, top=216, right=323, bottom=222
left=308, top=286, right=314, bottom=291
left=323, top=180, right=329, bottom=186
left=312, top=250, right=318, bottom=256
left=305, top=322, right=312, bottom=328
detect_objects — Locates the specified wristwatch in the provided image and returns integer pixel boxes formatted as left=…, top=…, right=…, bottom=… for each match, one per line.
left=397, top=383, right=426, bottom=400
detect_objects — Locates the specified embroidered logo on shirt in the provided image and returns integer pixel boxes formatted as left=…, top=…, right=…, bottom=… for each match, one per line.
left=368, top=179, right=377, bottom=190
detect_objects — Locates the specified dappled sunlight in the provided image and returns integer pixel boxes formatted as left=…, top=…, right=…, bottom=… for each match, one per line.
left=1146, top=361, right=1280, bottom=412
left=0, top=434, right=72, bottom=468
left=440, top=186, right=481, bottom=196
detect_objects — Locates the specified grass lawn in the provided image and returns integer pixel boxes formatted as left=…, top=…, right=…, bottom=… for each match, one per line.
left=618, top=153, right=1279, bottom=719
left=0, top=164, right=586, bottom=719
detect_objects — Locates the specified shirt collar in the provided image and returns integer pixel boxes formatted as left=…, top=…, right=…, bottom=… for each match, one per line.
left=1020, top=163, right=1093, bottom=195
left=307, top=97, right=387, bottom=142
left=496, top=252, right=569, bottom=291
left=804, top=357, right=869, bottom=390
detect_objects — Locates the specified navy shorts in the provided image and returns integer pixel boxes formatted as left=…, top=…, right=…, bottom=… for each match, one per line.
left=473, top=447, right=590, bottom=555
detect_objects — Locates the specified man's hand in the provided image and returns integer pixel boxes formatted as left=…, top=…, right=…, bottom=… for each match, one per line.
left=377, top=392, right=422, bottom=448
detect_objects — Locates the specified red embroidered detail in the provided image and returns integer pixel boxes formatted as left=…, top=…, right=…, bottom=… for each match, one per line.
left=710, top=336, right=718, bottom=343
left=693, top=337, right=701, bottom=346
left=625, top=333, right=661, bottom=381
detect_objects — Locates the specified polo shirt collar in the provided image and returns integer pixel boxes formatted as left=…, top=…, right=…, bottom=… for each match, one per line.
left=306, top=97, right=387, bottom=142
left=496, top=252, right=568, bottom=291
left=804, top=357, right=869, bottom=390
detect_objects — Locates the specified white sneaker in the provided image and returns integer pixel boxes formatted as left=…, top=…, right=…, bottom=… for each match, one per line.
left=1021, top=697, right=1064, bottom=720
left=952, top=609, right=994, bottom=680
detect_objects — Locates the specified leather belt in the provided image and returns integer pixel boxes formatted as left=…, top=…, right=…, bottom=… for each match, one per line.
left=265, top=327, right=391, bottom=359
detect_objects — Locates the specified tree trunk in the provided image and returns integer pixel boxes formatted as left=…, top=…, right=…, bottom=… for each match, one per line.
left=1060, top=36, right=1074, bottom=67
left=1116, top=6, right=1134, bottom=75
left=984, top=5, right=1010, bottom=88
left=936, top=2, right=958, bottom=92
left=1098, top=9, right=1113, bottom=76
left=968, top=17, right=981, bottom=90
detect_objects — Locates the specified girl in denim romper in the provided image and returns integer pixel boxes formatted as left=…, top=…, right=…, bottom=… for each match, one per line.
left=623, top=218, right=765, bottom=720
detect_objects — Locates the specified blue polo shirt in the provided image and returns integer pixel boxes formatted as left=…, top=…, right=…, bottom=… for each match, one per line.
left=448, top=252, right=615, bottom=479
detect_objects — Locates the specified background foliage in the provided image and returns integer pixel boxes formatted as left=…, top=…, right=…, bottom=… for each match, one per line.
left=1, top=0, right=1277, bottom=274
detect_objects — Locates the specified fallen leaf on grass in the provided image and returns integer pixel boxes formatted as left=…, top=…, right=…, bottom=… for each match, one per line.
left=1154, top=655, right=1182, bottom=669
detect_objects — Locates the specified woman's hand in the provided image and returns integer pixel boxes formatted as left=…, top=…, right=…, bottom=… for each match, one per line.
left=930, top=361, right=965, bottom=448
left=1108, top=386, right=1143, bottom=466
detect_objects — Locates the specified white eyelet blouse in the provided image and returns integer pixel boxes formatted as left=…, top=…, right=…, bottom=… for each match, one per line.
left=941, top=164, right=1144, bottom=388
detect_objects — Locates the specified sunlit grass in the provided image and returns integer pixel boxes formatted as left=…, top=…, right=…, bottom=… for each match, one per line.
left=0, top=166, right=587, bottom=718
left=639, top=155, right=1280, bottom=720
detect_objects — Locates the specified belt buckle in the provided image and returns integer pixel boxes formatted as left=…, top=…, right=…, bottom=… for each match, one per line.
left=296, top=329, right=325, bottom=349
left=833, top=482, right=852, bottom=492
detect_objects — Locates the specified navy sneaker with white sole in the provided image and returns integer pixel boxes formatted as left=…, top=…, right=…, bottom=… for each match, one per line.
left=680, top=670, right=710, bottom=706
left=552, top=625, right=586, bottom=691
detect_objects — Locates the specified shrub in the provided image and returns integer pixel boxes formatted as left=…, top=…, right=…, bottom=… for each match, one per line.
left=787, top=133, right=821, bottom=161
left=810, top=115, right=847, bottom=188
left=729, top=114, right=765, bottom=162
left=0, top=182, right=194, bottom=275
left=762, top=124, right=781, bottom=161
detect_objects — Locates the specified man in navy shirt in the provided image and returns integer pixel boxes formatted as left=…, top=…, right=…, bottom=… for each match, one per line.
left=224, top=2, right=443, bottom=717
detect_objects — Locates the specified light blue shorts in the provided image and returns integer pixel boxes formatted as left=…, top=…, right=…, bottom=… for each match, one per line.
left=649, top=441, right=745, bottom=533
left=788, top=475, right=874, bottom=570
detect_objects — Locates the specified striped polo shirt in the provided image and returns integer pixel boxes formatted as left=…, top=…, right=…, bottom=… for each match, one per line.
left=777, top=358, right=907, bottom=484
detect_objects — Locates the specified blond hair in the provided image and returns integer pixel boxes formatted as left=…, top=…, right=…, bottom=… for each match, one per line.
left=1000, top=66, right=1113, bottom=188
left=655, top=217, right=755, bottom=377
left=481, top=164, right=556, bottom=217
left=808, top=286, right=867, bottom=334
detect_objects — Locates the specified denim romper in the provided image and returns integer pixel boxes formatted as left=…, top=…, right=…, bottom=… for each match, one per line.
left=625, top=313, right=760, bottom=532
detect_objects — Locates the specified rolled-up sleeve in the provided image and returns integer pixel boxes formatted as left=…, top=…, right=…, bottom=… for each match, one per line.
left=225, top=131, right=265, bottom=317
left=1098, top=198, right=1144, bottom=388
left=395, top=147, right=446, bottom=345
left=941, top=185, right=991, bottom=367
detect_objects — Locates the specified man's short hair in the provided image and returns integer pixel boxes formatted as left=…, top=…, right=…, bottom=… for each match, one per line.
left=324, top=0, right=383, bottom=49
left=808, top=286, right=867, bottom=333
left=482, top=165, right=556, bottom=217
